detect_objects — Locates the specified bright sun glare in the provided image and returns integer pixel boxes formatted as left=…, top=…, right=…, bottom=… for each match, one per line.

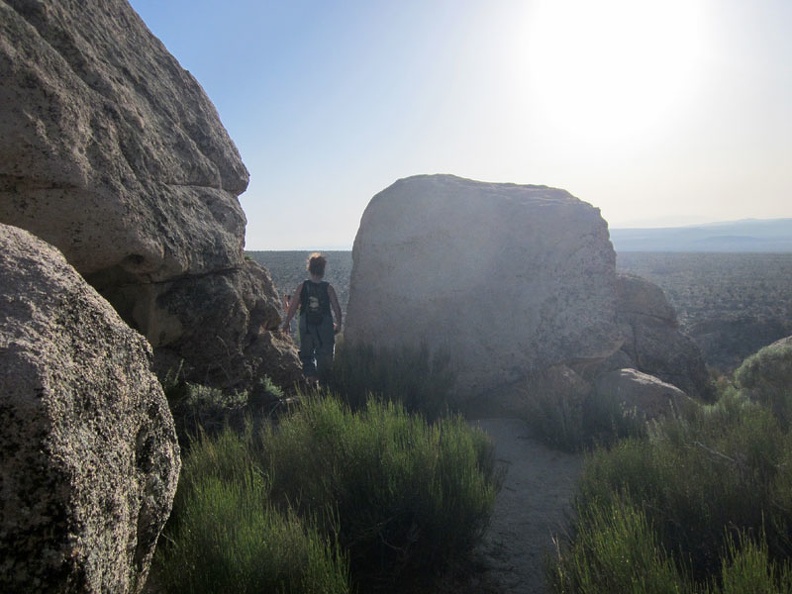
left=526, top=0, right=707, bottom=147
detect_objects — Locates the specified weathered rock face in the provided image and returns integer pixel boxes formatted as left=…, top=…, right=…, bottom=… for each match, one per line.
left=1, top=0, right=247, bottom=278
left=484, top=363, right=591, bottom=421
left=95, top=259, right=302, bottom=390
left=591, top=368, right=698, bottom=423
left=0, top=0, right=301, bottom=390
left=345, top=174, right=623, bottom=403
left=0, top=224, right=180, bottom=593
left=614, top=273, right=714, bottom=400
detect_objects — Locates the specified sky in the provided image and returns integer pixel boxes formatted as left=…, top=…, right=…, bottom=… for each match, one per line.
left=128, top=0, right=792, bottom=250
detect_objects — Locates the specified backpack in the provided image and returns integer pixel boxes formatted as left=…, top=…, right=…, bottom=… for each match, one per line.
left=301, top=281, right=329, bottom=326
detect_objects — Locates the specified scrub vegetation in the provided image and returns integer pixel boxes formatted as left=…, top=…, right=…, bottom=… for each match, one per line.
left=151, top=252, right=792, bottom=592
left=151, top=346, right=498, bottom=594
left=549, top=339, right=792, bottom=593
left=327, top=340, right=455, bottom=421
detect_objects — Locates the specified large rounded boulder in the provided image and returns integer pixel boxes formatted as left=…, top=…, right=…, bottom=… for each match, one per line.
left=345, top=174, right=623, bottom=403
left=0, top=224, right=180, bottom=593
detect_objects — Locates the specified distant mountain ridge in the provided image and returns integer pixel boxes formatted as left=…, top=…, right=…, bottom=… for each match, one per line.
left=609, top=218, right=792, bottom=252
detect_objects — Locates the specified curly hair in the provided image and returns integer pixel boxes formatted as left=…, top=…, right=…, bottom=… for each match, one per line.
left=307, top=252, right=327, bottom=277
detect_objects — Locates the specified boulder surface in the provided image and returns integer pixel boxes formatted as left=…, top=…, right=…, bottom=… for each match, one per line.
left=0, top=0, right=247, bottom=279
left=0, top=224, right=180, bottom=593
left=0, top=0, right=301, bottom=391
left=614, top=273, right=714, bottom=400
left=592, top=368, right=697, bottom=423
left=345, top=174, right=623, bottom=403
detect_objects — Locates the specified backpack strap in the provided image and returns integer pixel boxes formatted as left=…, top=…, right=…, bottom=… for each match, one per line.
left=299, top=281, right=308, bottom=314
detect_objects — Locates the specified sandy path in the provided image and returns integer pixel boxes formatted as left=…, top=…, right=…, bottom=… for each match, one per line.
left=467, top=418, right=584, bottom=594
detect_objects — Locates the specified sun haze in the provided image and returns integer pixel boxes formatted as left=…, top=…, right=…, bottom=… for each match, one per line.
left=128, top=0, right=792, bottom=249
left=525, top=0, right=708, bottom=147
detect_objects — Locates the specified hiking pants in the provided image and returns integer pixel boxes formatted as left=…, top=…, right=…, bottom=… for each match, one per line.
left=298, top=314, right=335, bottom=379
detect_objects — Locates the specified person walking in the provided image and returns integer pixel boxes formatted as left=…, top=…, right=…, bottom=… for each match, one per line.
left=282, top=253, right=342, bottom=384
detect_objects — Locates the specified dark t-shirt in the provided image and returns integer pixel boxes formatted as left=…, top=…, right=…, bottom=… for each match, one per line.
left=300, top=280, right=330, bottom=324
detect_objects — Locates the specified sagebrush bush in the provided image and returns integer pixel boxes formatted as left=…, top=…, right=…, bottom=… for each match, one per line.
left=582, top=388, right=654, bottom=446
left=153, top=428, right=349, bottom=594
left=162, top=370, right=285, bottom=450
left=715, top=531, right=792, bottom=594
left=262, top=394, right=498, bottom=591
left=551, top=494, right=689, bottom=593
left=551, top=388, right=792, bottom=591
left=521, top=384, right=650, bottom=453
left=328, top=341, right=455, bottom=421
left=521, top=388, right=586, bottom=452
left=153, top=393, right=498, bottom=594
left=734, top=338, right=792, bottom=429
left=551, top=496, right=792, bottom=594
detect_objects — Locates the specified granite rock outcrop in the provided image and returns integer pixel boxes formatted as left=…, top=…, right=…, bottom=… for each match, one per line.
left=1, top=0, right=246, bottom=278
left=345, top=174, right=711, bottom=410
left=0, top=224, right=180, bottom=593
left=591, top=368, right=697, bottom=424
left=0, top=0, right=301, bottom=390
left=345, top=174, right=623, bottom=404
left=613, top=273, right=714, bottom=400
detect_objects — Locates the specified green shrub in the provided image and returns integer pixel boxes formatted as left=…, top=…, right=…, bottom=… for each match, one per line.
left=262, top=394, right=498, bottom=592
left=153, top=394, right=498, bottom=594
left=734, top=338, right=792, bottom=429
left=162, top=370, right=286, bottom=450
left=582, top=388, right=654, bottom=446
left=521, top=388, right=586, bottom=452
left=154, top=428, right=349, bottom=594
left=165, top=382, right=248, bottom=446
left=551, top=495, right=690, bottom=593
left=328, top=341, right=455, bottom=421
left=558, top=392, right=792, bottom=588
left=521, top=384, right=650, bottom=453
left=547, top=341, right=792, bottom=592
left=551, top=499, right=792, bottom=594
left=713, top=531, right=792, bottom=594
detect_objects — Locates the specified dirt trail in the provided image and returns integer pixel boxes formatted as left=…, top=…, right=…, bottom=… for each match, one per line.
left=468, top=418, right=584, bottom=594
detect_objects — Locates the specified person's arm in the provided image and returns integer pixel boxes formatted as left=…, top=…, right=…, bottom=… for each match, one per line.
left=328, top=284, right=343, bottom=333
left=281, top=282, right=303, bottom=333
